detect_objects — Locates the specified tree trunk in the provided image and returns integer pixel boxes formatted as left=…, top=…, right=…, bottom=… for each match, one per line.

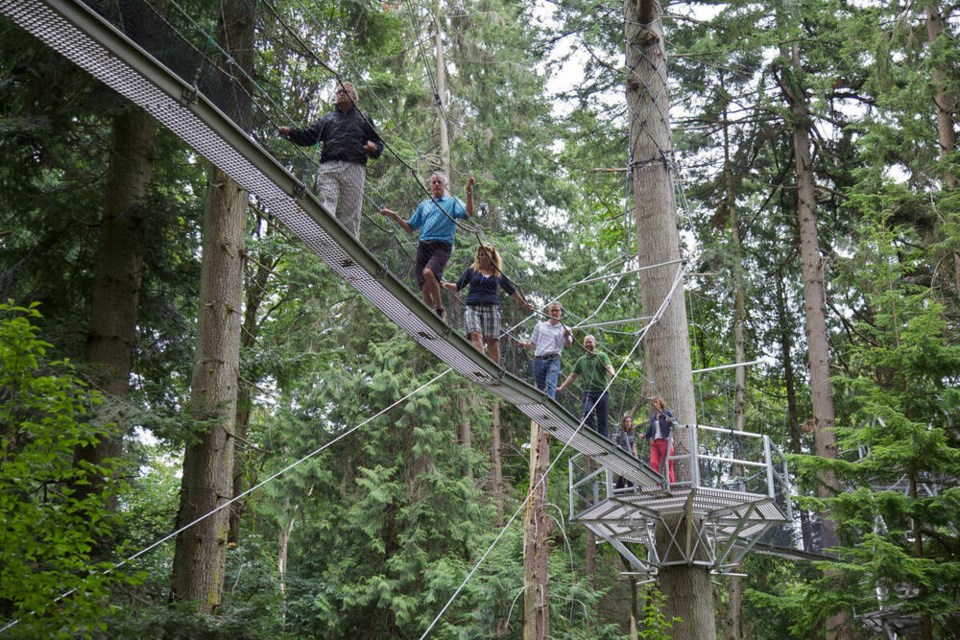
left=655, top=514, right=716, bottom=639
left=920, top=10, right=954, bottom=630
left=621, top=555, right=640, bottom=638
left=723, top=96, right=745, bottom=640
left=458, top=394, right=472, bottom=449
left=434, top=12, right=451, bottom=181
left=491, top=400, right=505, bottom=527
left=169, top=0, right=253, bottom=615
left=278, top=513, right=295, bottom=627
left=523, top=419, right=550, bottom=640
left=775, top=263, right=814, bottom=552
left=626, top=0, right=708, bottom=635
left=781, top=38, right=849, bottom=639
left=786, top=40, right=841, bottom=540
left=169, top=162, right=246, bottom=612
left=626, top=0, right=696, bottom=454
left=457, top=393, right=474, bottom=479
left=924, top=4, right=960, bottom=300
left=76, top=108, right=156, bottom=508
left=926, top=4, right=957, bottom=190
left=585, top=530, right=596, bottom=578
left=725, top=575, right=742, bottom=640
left=229, top=219, right=279, bottom=544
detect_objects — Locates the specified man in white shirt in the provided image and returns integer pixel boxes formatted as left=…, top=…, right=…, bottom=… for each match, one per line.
left=521, top=302, right=573, bottom=399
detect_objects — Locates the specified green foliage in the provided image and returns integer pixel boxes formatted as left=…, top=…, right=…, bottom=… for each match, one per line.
left=248, top=330, right=493, bottom=638
left=637, top=585, right=679, bottom=640
left=810, top=216, right=960, bottom=630
left=0, top=302, right=133, bottom=638
left=4, top=0, right=960, bottom=635
left=736, top=553, right=827, bottom=639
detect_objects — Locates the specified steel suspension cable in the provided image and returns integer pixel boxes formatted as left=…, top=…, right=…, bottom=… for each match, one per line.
left=418, top=261, right=687, bottom=638
left=0, top=366, right=454, bottom=635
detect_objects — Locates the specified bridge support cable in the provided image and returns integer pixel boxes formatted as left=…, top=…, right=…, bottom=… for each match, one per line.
left=575, top=315, right=655, bottom=331
left=0, top=366, right=454, bottom=634
left=419, top=284, right=675, bottom=637
left=567, top=256, right=685, bottom=288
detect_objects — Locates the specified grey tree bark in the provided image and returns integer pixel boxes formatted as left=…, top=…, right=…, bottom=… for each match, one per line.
left=76, top=108, right=156, bottom=509
left=169, top=0, right=254, bottom=614
left=926, top=3, right=957, bottom=191
left=779, top=35, right=850, bottom=639
left=74, top=0, right=167, bottom=501
left=491, top=400, right=505, bottom=527
left=775, top=262, right=814, bottom=552
left=523, top=419, right=550, bottom=639
left=434, top=11, right=451, bottom=182
left=924, top=4, right=960, bottom=300
left=168, top=161, right=246, bottom=612
left=626, top=0, right=712, bottom=636
left=723, top=100, right=745, bottom=640
left=229, top=219, right=280, bottom=544
left=585, top=530, right=596, bottom=577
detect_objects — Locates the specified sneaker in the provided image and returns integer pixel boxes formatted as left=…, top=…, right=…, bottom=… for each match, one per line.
left=435, top=307, right=445, bottom=320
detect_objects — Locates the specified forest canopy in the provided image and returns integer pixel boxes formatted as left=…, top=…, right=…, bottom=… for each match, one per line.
left=0, top=0, right=958, bottom=638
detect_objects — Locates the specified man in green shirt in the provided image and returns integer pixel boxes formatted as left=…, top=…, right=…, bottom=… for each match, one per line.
left=557, top=334, right=616, bottom=438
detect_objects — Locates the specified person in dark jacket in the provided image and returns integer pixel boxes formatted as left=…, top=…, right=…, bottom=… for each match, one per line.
left=443, top=243, right=531, bottom=364
left=279, top=81, right=383, bottom=238
left=641, top=395, right=676, bottom=482
left=614, top=414, right=638, bottom=490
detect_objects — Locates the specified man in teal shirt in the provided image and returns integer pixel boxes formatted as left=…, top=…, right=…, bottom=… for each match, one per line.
left=381, top=173, right=474, bottom=318
left=557, top=334, right=616, bottom=437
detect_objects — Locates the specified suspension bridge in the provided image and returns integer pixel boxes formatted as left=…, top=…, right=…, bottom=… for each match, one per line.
left=1, top=0, right=793, bottom=593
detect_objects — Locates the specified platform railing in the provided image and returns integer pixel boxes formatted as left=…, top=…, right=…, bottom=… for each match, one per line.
left=570, top=424, right=783, bottom=521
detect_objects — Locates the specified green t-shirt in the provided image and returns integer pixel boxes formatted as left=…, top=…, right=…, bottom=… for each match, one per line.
left=572, top=351, right=613, bottom=391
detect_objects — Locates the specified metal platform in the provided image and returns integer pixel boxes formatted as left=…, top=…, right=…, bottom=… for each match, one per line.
left=0, top=0, right=670, bottom=489
left=570, top=424, right=793, bottom=572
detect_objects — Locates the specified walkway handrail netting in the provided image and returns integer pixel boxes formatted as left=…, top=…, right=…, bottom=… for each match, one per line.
left=2, top=0, right=678, bottom=489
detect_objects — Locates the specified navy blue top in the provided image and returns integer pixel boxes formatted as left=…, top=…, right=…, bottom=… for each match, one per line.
left=645, top=408, right=674, bottom=440
left=454, top=268, right=517, bottom=306
left=285, top=107, right=384, bottom=165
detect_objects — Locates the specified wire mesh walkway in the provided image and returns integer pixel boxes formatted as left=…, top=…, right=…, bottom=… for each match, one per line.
left=2, top=0, right=673, bottom=489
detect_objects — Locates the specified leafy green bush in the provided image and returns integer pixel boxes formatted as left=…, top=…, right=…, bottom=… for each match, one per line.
left=0, top=302, right=132, bottom=639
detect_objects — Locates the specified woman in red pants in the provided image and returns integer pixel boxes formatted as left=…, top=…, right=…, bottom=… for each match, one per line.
left=641, top=395, right=676, bottom=483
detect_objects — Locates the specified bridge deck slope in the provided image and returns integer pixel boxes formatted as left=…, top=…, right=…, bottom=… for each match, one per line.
left=1, top=0, right=666, bottom=489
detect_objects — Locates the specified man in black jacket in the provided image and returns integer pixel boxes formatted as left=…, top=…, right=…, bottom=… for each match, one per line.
left=279, top=81, right=384, bottom=238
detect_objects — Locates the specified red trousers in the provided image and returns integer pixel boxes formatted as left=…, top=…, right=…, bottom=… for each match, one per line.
left=649, top=438, right=675, bottom=483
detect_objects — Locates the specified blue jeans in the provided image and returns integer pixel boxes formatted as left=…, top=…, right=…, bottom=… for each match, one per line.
left=533, top=355, right=561, bottom=399
left=582, top=391, right=609, bottom=438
